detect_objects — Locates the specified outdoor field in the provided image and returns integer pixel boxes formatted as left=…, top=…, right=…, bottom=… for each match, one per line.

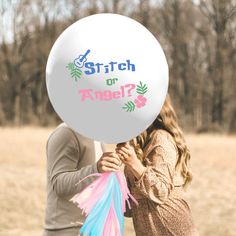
left=0, top=126, right=235, bottom=236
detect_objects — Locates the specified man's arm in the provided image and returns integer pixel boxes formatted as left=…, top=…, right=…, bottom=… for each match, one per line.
left=47, top=127, right=98, bottom=199
left=47, top=126, right=121, bottom=199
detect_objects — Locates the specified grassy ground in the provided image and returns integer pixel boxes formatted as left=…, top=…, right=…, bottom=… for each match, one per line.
left=0, top=126, right=235, bottom=236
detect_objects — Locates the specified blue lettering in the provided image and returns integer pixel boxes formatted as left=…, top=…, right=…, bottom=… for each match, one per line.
left=109, top=61, right=117, bottom=71
left=104, top=65, right=109, bottom=73
left=81, top=60, right=136, bottom=75
left=118, top=63, right=126, bottom=71
left=126, top=60, right=135, bottom=71
left=84, top=62, right=96, bottom=75
left=95, top=63, right=104, bottom=73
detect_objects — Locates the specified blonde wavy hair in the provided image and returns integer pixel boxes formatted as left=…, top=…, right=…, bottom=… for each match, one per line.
left=129, top=93, right=192, bottom=187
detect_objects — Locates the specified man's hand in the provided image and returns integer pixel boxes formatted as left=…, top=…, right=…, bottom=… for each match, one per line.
left=97, top=152, right=121, bottom=173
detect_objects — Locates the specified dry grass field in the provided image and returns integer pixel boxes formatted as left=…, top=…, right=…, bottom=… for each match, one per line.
left=0, top=126, right=235, bottom=236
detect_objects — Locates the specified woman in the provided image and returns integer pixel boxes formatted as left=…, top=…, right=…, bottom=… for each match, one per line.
left=115, top=94, right=199, bottom=236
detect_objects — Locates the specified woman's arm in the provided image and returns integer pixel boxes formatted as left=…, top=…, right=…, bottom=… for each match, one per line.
left=116, top=130, right=178, bottom=205
left=133, top=143, right=177, bottom=204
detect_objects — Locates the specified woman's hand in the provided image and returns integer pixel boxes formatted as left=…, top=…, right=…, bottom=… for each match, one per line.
left=115, top=142, right=139, bottom=167
left=115, top=142, right=146, bottom=180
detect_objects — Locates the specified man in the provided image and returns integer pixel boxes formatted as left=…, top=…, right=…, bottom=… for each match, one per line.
left=43, top=122, right=121, bottom=236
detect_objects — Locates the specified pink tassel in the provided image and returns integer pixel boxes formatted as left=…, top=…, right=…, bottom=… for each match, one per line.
left=71, top=172, right=110, bottom=215
left=102, top=202, right=121, bottom=235
left=116, top=171, right=138, bottom=212
left=70, top=171, right=138, bottom=236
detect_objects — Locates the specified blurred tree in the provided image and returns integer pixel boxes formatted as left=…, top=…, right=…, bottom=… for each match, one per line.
left=0, top=0, right=235, bottom=132
left=199, top=0, right=236, bottom=129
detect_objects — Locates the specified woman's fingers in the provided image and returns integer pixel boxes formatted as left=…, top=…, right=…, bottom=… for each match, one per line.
left=116, top=146, right=131, bottom=156
left=118, top=155, right=127, bottom=163
left=116, top=142, right=127, bottom=147
left=116, top=148, right=126, bottom=157
left=107, top=151, right=121, bottom=159
left=115, top=144, right=135, bottom=166
left=102, top=152, right=120, bottom=162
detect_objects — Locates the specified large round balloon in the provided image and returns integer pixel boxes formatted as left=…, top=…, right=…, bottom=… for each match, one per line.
left=46, top=13, right=168, bottom=143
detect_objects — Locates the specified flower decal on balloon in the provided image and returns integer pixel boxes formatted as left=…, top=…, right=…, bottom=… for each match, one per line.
left=134, top=95, right=147, bottom=108
left=122, top=81, right=148, bottom=112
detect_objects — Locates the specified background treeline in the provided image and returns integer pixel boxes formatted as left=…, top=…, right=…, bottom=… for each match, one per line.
left=0, top=0, right=236, bottom=133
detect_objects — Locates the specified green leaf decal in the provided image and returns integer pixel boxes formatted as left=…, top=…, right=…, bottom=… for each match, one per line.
left=136, top=81, right=148, bottom=94
left=122, top=101, right=135, bottom=112
left=66, top=63, right=82, bottom=81
left=67, top=62, right=75, bottom=70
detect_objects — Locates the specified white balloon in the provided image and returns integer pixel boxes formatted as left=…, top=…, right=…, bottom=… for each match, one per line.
left=46, top=13, right=169, bottom=143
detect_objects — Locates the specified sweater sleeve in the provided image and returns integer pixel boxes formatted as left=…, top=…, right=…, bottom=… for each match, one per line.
left=133, top=130, right=178, bottom=205
left=46, top=126, right=98, bottom=199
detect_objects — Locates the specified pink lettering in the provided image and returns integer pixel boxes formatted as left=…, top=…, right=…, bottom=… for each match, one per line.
left=113, top=91, right=121, bottom=99
left=78, top=84, right=136, bottom=102
left=78, top=89, right=94, bottom=101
